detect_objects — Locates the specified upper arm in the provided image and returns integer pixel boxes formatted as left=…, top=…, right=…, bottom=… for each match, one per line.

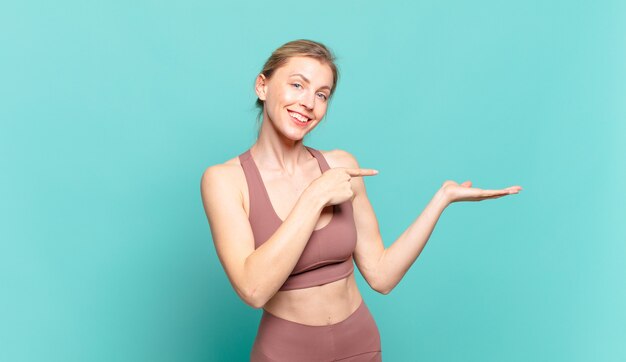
left=200, top=164, right=256, bottom=305
left=332, top=150, right=386, bottom=293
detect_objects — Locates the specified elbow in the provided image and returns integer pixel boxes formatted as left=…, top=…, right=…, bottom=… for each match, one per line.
left=376, top=285, right=392, bottom=295
left=372, top=272, right=395, bottom=295
left=244, top=286, right=268, bottom=309
left=248, top=297, right=266, bottom=310
left=233, top=283, right=264, bottom=309
left=372, top=279, right=392, bottom=295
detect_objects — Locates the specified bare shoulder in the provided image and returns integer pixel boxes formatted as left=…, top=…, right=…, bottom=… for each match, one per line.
left=200, top=155, right=245, bottom=200
left=319, top=148, right=360, bottom=169
left=201, top=155, right=243, bottom=179
left=320, top=148, right=371, bottom=200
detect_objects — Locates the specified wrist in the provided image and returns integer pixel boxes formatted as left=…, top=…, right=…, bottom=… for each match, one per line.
left=434, top=187, right=452, bottom=209
left=302, top=185, right=327, bottom=212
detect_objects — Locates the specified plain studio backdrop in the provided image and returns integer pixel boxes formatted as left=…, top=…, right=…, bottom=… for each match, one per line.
left=1, top=1, right=625, bottom=361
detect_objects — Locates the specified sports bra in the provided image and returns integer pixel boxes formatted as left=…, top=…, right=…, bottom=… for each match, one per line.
left=238, top=145, right=357, bottom=291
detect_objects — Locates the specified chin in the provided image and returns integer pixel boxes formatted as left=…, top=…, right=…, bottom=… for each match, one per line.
left=284, top=131, right=307, bottom=141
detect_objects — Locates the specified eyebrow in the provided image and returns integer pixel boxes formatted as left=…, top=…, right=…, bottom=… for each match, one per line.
left=289, top=73, right=331, bottom=91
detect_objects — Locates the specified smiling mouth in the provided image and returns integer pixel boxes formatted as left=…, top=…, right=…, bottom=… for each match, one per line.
left=288, top=111, right=310, bottom=123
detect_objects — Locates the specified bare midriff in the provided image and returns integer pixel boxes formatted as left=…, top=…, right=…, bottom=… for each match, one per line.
left=262, top=272, right=363, bottom=326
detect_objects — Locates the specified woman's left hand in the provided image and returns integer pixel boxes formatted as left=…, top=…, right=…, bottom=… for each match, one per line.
left=440, top=180, right=522, bottom=205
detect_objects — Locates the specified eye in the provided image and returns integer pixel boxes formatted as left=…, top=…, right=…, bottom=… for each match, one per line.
left=316, top=93, right=328, bottom=101
left=291, top=83, right=303, bottom=89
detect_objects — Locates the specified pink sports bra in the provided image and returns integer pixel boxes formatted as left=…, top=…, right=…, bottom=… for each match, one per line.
left=238, top=145, right=357, bottom=291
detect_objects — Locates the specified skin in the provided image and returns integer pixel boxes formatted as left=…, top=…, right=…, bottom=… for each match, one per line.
left=200, top=56, right=522, bottom=326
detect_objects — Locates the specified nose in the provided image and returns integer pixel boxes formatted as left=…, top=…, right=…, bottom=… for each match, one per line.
left=299, top=91, right=315, bottom=111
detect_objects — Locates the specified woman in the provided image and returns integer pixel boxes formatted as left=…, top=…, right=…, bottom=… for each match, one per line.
left=201, top=39, right=522, bottom=361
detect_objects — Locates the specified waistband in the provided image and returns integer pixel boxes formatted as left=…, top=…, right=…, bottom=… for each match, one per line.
left=261, top=298, right=367, bottom=329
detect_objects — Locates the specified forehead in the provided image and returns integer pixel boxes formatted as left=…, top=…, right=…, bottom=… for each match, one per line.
left=275, top=56, right=333, bottom=87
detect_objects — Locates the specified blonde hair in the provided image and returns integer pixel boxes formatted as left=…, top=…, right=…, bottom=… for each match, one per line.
left=254, top=39, right=339, bottom=124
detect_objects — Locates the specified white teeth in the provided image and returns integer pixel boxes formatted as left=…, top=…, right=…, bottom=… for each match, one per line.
left=289, top=111, right=308, bottom=123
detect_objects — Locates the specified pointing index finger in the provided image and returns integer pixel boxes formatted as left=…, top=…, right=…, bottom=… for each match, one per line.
left=345, top=168, right=379, bottom=177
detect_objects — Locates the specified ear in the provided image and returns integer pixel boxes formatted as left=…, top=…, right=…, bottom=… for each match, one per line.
left=255, top=74, right=268, bottom=101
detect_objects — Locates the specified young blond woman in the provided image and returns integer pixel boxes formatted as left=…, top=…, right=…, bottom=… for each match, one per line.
left=201, top=39, right=522, bottom=361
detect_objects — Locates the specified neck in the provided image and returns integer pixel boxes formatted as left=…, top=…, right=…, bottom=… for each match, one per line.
left=251, top=118, right=311, bottom=174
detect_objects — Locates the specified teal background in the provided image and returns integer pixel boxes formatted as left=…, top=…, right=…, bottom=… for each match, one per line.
left=2, top=0, right=625, bottom=361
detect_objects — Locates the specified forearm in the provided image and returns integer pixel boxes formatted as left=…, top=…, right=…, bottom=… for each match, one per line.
left=243, top=189, right=326, bottom=308
left=377, top=188, right=449, bottom=294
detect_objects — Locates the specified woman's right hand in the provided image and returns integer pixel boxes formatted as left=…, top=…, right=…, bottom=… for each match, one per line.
left=307, top=167, right=379, bottom=206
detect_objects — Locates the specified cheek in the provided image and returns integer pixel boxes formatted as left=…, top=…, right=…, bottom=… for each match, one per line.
left=268, top=87, right=298, bottom=108
left=315, top=102, right=329, bottom=117
left=280, top=87, right=300, bottom=104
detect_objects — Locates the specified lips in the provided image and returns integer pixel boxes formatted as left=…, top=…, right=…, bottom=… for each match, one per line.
left=287, top=110, right=311, bottom=123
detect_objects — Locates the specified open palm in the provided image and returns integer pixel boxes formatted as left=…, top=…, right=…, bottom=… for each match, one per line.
left=441, top=180, right=522, bottom=204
